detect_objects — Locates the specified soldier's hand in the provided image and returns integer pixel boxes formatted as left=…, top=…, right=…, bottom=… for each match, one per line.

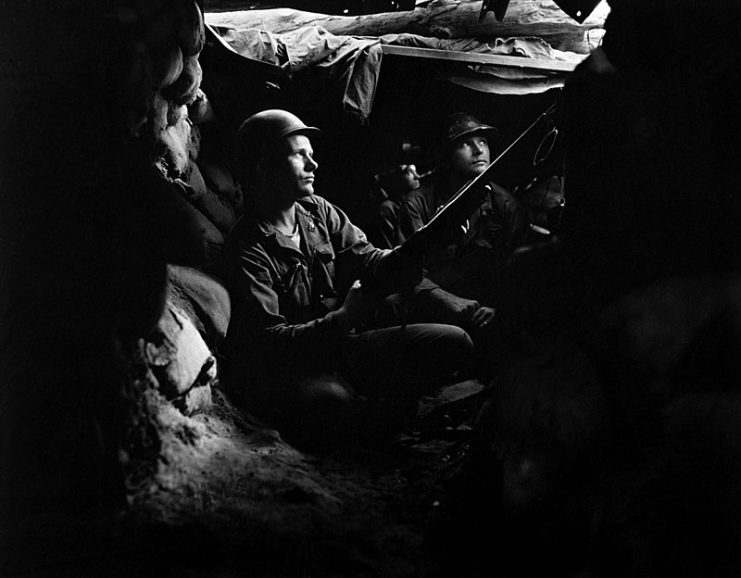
left=470, top=305, right=496, bottom=329
left=339, top=280, right=377, bottom=327
left=444, top=295, right=482, bottom=326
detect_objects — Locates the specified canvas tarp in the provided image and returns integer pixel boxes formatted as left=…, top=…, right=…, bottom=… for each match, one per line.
left=208, top=23, right=586, bottom=122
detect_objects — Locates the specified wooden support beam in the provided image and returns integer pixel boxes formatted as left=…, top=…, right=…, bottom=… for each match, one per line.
left=381, top=44, right=579, bottom=71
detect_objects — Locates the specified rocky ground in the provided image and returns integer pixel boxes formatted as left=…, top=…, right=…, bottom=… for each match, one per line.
left=123, top=388, right=467, bottom=578
left=6, top=380, right=486, bottom=578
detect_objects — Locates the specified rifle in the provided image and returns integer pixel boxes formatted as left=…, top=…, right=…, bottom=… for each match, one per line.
left=398, top=102, right=558, bottom=260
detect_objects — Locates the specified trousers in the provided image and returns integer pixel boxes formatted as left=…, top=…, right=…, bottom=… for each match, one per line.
left=235, top=323, right=474, bottom=448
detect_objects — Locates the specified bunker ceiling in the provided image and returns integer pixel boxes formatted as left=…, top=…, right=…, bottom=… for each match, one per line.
left=198, top=0, right=607, bottom=224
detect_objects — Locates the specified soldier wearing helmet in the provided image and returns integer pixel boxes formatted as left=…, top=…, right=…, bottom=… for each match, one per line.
left=398, top=112, right=527, bottom=336
left=222, top=109, right=475, bottom=450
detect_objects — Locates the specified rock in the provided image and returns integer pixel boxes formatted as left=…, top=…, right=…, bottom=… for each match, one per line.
left=417, top=378, right=485, bottom=419
left=154, top=115, right=191, bottom=178
left=416, top=379, right=486, bottom=441
left=188, top=123, right=201, bottom=160
left=167, top=102, right=188, bottom=127
left=188, top=89, right=216, bottom=125
left=173, top=380, right=214, bottom=416
left=145, top=303, right=215, bottom=402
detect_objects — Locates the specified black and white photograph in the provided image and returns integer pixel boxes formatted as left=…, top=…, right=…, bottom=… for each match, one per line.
left=1, top=1, right=740, bottom=576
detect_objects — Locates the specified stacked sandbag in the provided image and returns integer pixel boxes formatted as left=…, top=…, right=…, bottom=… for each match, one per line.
left=114, top=1, right=236, bottom=416
left=197, top=154, right=244, bottom=231
left=117, top=0, right=240, bottom=273
left=117, top=0, right=205, bottom=139
left=167, top=263, right=231, bottom=348
left=183, top=91, right=244, bottom=247
left=152, top=87, right=243, bottom=271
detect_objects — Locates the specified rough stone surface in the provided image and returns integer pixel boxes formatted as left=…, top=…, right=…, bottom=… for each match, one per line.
left=146, top=302, right=215, bottom=400
left=155, top=115, right=192, bottom=178
left=174, top=381, right=214, bottom=416
left=117, top=387, right=470, bottom=578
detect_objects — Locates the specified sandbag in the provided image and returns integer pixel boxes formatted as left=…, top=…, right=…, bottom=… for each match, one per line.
left=152, top=43, right=184, bottom=91
left=198, top=158, right=244, bottom=215
left=173, top=196, right=226, bottom=271
left=141, top=1, right=178, bottom=56
left=185, top=161, right=238, bottom=235
left=120, top=46, right=157, bottom=137
left=175, top=0, right=205, bottom=57
left=162, top=54, right=202, bottom=105
left=195, top=209, right=226, bottom=271
left=184, top=159, right=208, bottom=199
left=168, top=264, right=231, bottom=344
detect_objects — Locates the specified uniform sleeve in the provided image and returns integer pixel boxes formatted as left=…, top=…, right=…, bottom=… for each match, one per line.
left=375, top=201, right=403, bottom=249
left=396, top=192, right=446, bottom=296
left=399, top=193, right=427, bottom=241
left=321, top=197, right=393, bottom=292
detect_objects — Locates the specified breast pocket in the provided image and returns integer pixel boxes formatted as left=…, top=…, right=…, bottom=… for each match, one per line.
left=315, top=242, right=335, bottom=274
left=312, top=242, right=338, bottom=300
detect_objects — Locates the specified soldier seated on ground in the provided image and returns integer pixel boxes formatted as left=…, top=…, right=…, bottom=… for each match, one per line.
left=368, top=163, right=421, bottom=249
left=221, top=109, right=475, bottom=449
left=397, top=112, right=529, bottom=332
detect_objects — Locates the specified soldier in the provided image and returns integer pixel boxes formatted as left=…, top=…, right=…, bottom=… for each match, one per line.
left=369, top=163, right=421, bottom=249
left=222, top=109, right=474, bottom=449
left=398, top=112, right=528, bottom=331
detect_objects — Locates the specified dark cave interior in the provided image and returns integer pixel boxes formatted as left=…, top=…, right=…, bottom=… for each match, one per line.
left=1, top=1, right=741, bottom=577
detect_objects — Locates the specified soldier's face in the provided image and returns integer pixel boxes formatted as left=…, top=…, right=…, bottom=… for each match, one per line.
left=268, top=134, right=318, bottom=201
left=399, top=164, right=420, bottom=191
left=449, top=134, right=490, bottom=180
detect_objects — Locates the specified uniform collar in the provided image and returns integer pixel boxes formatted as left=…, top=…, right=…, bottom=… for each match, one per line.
left=295, top=198, right=321, bottom=261
left=253, top=196, right=322, bottom=257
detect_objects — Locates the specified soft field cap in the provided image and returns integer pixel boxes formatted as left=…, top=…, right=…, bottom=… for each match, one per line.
left=444, top=112, right=498, bottom=146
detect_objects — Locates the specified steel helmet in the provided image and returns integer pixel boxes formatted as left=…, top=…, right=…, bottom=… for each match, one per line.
left=236, top=109, right=320, bottom=157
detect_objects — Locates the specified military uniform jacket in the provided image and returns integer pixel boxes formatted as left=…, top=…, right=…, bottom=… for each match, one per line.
left=223, top=194, right=390, bottom=377
left=399, top=172, right=525, bottom=302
